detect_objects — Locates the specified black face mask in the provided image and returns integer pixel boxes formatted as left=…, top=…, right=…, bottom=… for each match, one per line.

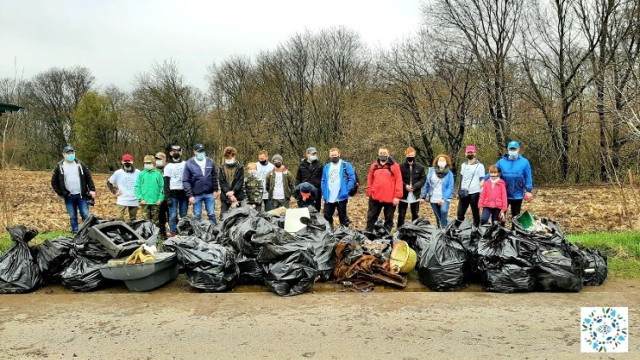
left=123, top=163, right=133, bottom=170
left=406, top=157, right=415, bottom=163
left=467, top=155, right=475, bottom=160
left=259, top=160, right=268, bottom=166
left=330, top=157, right=339, bottom=164
left=172, top=153, right=181, bottom=160
left=378, top=156, right=388, bottom=163
left=274, top=162, right=282, bottom=168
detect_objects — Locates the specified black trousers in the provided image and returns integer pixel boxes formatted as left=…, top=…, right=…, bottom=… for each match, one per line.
left=366, top=197, right=396, bottom=232
left=456, top=192, right=481, bottom=227
left=324, top=200, right=349, bottom=227
left=158, top=200, right=169, bottom=233
left=508, top=199, right=523, bottom=217
left=397, top=201, right=420, bottom=228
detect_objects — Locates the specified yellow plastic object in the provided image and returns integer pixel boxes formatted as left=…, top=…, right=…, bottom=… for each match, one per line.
left=125, top=245, right=156, bottom=265
left=390, top=240, right=417, bottom=274
left=517, top=211, right=535, bottom=230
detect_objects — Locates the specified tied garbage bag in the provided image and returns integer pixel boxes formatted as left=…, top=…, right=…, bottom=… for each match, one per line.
left=60, top=249, right=110, bottom=292
left=581, top=248, right=607, bottom=286
left=417, top=223, right=468, bottom=291
left=36, top=237, right=74, bottom=283
left=236, top=254, right=264, bottom=284
left=534, top=249, right=583, bottom=292
left=477, top=225, right=535, bottom=293
left=129, top=220, right=160, bottom=245
left=226, top=210, right=294, bottom=257
left=0, top=225, right=42, bottom=293
left=294, top=227, right=336, bottom=282
left=396, top=218, right=436, bottom=253
left=163, top=236, right=239, bottom=292
left=176, top=218, right=220, bottom=243
left=261, top=243, right=318, bottom=296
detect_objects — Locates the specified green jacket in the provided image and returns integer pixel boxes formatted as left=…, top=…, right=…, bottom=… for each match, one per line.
left=265, top=168, right=295, bottom=200
left=135, top=169, right=165, bottom=204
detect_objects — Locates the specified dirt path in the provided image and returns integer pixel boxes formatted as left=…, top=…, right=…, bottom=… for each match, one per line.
left=1, top=280, right=638, bottom=359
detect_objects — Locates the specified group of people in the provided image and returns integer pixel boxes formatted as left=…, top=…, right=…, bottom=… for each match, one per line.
left=51, top=141, right=534, bottom=236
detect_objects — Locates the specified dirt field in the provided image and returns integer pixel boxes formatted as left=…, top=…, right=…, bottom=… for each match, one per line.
left=1, top=279, right=638, bottom=359
left=1, top=170, right=636, bottom=234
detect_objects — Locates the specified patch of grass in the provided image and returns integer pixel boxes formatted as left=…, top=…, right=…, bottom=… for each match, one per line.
left=567, top=232, right=640, bottom=279
left=0, top=230, right=73, bottom=253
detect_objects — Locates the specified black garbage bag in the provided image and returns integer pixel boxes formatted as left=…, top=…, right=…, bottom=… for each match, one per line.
left=359, top=221, right=390, bottom=240
left=36, top=237, right=74, bottom=283
left=236, top=254, right=264, bottom=284
left=482, top=260, right=536, bottom=293
left=294, top=227, right=335, bottom=282
left=163, top=236, right=239, bottom=292
left=454, top=220, right=484, bottom=283
left=228, top=214, right=294, bottom=257
left=60, top=250, right=110, bottom=292
left=581, top=248, right=608, bottom=286
left=477, top=225, right=536, bottom=293
left=129, top=220, right=160, bottom=245
left=396, top=218, right=436, bottom=253
left=417, top=223, right=468, bottom=291
left=0, top=225, right=42, bottom=293
left=261, top=243, right=318, bottom=296
left=534, top=248, right=583, bottom=292
left=513, top=214, right=569, bottom=261
left=72, top=215, right=111, bottom=260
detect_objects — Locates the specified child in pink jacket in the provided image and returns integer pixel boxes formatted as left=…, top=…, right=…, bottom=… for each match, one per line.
left=478, top=165, right=508, bottom=225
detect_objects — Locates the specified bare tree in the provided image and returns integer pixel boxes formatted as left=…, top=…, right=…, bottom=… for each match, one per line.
left=132, top=60, right=208, bottom=149
left=426, top=0, right=524, bottom=154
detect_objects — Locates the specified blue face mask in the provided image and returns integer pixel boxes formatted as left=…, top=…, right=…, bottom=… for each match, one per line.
left=508, top=150, right=518, bottom=157
left=196, top=152, right=205, bottom=161
left=65, top=154, right=75, bottom=162
left=310, top=155, right=318, bottom=161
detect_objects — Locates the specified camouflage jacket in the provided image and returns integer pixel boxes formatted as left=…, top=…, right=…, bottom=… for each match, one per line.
left=244, top=175, right=264, bottom=204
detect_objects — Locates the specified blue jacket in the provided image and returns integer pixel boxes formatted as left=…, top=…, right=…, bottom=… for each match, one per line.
left=182, top=157, right=219, bottom=197
left=321, top=160, right=356, bottom=202
left=487, top=155, right=533, bottom=200
left=422, top=167, right=454, bottom=200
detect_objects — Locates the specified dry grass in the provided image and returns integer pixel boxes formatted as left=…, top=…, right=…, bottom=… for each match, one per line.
left=0, top=170, right=635, bottom=234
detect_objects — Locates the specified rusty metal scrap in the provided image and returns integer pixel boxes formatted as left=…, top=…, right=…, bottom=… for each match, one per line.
left=333, top=242, right=407, bottom=289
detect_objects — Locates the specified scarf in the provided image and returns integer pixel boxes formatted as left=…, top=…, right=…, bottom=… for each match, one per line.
left=435, top=166, right=449, bottom=179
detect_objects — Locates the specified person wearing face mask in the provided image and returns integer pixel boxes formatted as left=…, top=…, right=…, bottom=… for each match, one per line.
left=266, top=154, right=296, bottom=208
left=456, top=145, right=485, bottom=228
left=295, top=147, right=324, bottom=211
left=218, top=146, right=245, bottom=217
left=366, top=146, right=404, bottom=232
left=183, top=144, right=220, bottom=222
left=154, top=152, right=169, bottom=236
left=321, top=148, right=356, bottom=228
left=397, top=147, right=426, bottom=228
left=421, top=154, right=455, bottom=228
left=243, top=162, right=264, bottom=209
left=51, top=145, right=96, bottom=234
left=163, top=145, right=188, bottom=236
left=478, top=165, right=508, bottom=225
left=107, top=153, right=140, bottom=222
left=135, top=155, right=165, bottom=223
left=483, top=141, right=534, bottom=219
left=256, top=150, right=275, bottom=211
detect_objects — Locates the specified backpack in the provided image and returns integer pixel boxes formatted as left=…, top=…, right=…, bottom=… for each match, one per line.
left=342, top=161, right=359, bottom=197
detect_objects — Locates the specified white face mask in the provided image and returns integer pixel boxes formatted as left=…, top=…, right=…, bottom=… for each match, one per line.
left=155, top=160, right=164, bottom=167
left=437, top=161, right=446, bottom=168
left=249, top=170, right=257, bottom=176
left=225, top=158, right=236, bottom=165
left=144, top=164, right=154, bottom=170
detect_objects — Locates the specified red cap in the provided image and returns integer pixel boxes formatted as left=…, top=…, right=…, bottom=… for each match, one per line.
left=121, top=154, right=133, bottom=162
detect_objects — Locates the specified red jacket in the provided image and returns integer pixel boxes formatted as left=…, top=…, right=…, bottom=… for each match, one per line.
left=478, top=179, right=508, bottom=211
left=366, top=160, right=403, bottom=203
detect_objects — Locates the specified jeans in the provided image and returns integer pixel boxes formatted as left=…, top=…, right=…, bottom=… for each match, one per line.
left=64, top=194, right=89, bottom=233
left=169, top=193, right=189, bottom=233
left=456, top=192, right=481, bottom=227
left=366, top=197, right=396, bottom=232
left=262, top=199, right=272, bottom=212
left=397, top=201, right=420, bottom=228
left=430, top=201, right=450, bottom=228
left=324, top=200, right=349, bottom=227
left=481, top=207, right=502, bottom=225
left=193, top=193, right=216, bottom=223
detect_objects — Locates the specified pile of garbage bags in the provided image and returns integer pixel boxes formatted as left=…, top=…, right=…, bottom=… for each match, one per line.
left=0, top=207, right=609, bottom=296
left=403, top=212, right=608, bottom=293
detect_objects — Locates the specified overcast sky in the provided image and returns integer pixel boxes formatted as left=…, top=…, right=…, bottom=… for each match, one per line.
left=1, top=0, right=423, bottom=91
